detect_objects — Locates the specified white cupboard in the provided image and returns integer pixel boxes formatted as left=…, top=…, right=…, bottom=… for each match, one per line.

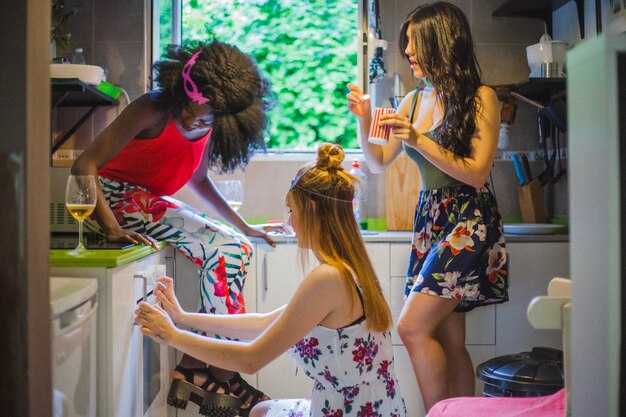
left=52, top=248, right=176, bottom=417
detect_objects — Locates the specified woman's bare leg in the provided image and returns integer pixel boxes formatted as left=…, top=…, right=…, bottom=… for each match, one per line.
left=397, top=292, right=459, bottom=412
left=437, top=312, right=475, bottom=397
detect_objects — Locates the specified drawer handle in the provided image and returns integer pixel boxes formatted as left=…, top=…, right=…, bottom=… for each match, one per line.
left=263, top=254, right=268, bottom=292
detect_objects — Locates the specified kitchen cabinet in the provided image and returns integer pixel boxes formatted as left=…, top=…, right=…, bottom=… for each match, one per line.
left=495, top=241, right=569, bottom=355
left=51, top=247, right=176, bottom=417
left=255, top=244, right=311, bottom=399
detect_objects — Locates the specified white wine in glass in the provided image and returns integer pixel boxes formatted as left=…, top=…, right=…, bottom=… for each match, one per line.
left=65, top=175, right=97, bottom=255
left=216, top=180, right=243, bottom=211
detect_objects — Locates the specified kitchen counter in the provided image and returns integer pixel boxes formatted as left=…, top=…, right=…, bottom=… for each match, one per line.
left=259, top=230, right=569, bottom=244
left=50, top=241, right=169, bottom=268
left=50, top=230, right=568, bottom=268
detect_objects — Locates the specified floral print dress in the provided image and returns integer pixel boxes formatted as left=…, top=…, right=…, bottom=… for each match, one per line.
left=265, top=317, right=407, bottom=417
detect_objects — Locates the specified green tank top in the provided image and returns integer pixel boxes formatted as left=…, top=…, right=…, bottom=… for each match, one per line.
left=403, top=90, right=463, bottom=190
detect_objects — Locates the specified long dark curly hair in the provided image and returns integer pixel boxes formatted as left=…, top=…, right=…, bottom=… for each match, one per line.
left=151, top=39, right=274, bottom=173
left=399, top=2, right=482, bottom=158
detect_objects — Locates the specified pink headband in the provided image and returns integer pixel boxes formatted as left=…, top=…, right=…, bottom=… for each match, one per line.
left=181, top=51, right=209, bottom=105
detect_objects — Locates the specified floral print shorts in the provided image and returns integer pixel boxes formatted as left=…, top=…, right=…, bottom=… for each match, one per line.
left=405, top=184, right=508, bottom=312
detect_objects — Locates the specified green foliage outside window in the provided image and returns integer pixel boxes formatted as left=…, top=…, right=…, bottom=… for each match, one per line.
left=179, top=0, right=359, bottom=149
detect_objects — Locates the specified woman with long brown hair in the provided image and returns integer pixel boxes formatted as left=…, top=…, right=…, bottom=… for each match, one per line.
left=347, top=2, right=508, bottom=412
left=135, top=143, right=407, bottom=417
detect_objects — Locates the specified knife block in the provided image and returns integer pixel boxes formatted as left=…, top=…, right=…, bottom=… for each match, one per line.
left=517, top=178, right=546, bottom=223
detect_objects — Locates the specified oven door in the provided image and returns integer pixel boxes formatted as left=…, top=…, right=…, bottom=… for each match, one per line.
left=130, top=273, right=173, bottom=417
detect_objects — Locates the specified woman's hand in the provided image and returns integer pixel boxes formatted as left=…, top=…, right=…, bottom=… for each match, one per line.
left=243, top=222, right=292, bottom=247
left=106, top=226, right=160, bottom=250
left=346, top=83, right=371, bottom=119
left=380, top=113, right=421, bottom=148
left=154, top=276, right=186, bottom=324
left=135, top=301, right=178, bottom=344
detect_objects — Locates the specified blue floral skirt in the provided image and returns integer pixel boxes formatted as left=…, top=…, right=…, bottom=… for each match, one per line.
left=405, top=184, right=508, bottom=312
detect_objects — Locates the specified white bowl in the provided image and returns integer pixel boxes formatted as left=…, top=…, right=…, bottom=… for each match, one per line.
left=50, top=64, right=104, bottom=85
left=526, top=41, right=567, bottom=77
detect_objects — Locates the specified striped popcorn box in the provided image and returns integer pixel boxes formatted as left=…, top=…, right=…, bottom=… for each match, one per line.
left=368, top=107, right=394, bottom=145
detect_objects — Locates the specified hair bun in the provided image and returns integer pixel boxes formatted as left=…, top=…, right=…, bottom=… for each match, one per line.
left=317, top=143, right=345, bottom=172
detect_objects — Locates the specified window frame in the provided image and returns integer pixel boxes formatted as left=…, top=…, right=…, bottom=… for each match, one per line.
left=152, top=0, right=368, bottom=157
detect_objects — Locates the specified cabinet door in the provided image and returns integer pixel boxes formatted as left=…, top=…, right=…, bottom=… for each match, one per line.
left=495, top=242, right=569, bottom=355
left=108, top=251, right=172, bottom=417
left=256, top=244, right=312, bottom=399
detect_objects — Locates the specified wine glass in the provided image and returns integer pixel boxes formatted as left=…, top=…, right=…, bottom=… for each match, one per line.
left=65, top=175, right=97, bottom=255
left=216, top=180, right=243, bottom=211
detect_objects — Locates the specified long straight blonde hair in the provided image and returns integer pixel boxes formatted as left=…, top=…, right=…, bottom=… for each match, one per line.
left=288, top=143, right=392, bottom=332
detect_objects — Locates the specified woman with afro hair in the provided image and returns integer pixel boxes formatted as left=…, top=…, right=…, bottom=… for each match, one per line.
left=72, top=39, right=286, bottom=415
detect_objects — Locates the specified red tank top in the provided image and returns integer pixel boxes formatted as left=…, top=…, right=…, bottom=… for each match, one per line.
left=99, top=116, right=211, bottom=196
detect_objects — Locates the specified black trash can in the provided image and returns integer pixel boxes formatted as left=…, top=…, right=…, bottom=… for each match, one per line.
left=476, top=347, right=564, bottom=397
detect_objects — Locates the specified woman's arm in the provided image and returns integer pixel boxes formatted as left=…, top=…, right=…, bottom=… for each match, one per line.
left=137, top=264, right=346, bottom=374
left=153, top=276, right=284, bottom=340
left=179, top=308, right=285, bottom=341
left=187, top=155, right=289, bottom=246
left=71, top=94, right=162, bottom=248
left=346, top=83, right=404, bottom=173
left=381, top=86, right=500, bottom=189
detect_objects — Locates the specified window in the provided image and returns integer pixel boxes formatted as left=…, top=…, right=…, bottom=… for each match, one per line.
left=157, top=0, right=362, bottom=150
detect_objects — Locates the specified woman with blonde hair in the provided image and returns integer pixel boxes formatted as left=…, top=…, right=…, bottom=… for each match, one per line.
left=135, top=143, right=407, bottom=417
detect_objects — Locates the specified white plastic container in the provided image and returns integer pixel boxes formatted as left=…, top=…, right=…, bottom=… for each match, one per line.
left=526, top=40, right=567, bottom=78
left=50, top=64, right=104, bottom=85
left=50, top=277, right=98, bottom=417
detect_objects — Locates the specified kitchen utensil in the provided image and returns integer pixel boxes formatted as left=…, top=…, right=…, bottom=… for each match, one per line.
left=521, top=155, right=533, bottom=182
left=385, top=152, right=421, bottom=231
left=510, top=91, right=567, bottom=133
left=512, top=153, right=528, bottom=185
left=526, top=39, right=567, bottom=78
left=541, top=62, right=560, bottom=78
left=517, top=178, right=546, bottom=224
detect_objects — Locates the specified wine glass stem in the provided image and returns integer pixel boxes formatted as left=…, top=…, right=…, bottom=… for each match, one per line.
left=77, top=220, right=85, bottom=250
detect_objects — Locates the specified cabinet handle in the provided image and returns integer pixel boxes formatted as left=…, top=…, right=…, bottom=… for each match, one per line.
left=263, top=254, right=268, bottom=292
left=134, top=273, right=147, bottom=302
left=165, top=255, right=176, bottom=280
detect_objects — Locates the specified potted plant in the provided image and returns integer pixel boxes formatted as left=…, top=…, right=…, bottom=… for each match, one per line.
left=51, top=0, right=79, bottom=58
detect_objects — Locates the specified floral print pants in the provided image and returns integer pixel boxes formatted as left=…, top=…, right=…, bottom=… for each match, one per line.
left=87, top=177, right=252, bottom=322
left=406, top=184, right=508, bottom=312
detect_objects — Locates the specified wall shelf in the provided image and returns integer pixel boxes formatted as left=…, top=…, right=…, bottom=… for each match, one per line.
left=515, top=77, right=566, bottom=103
left=492, top=0, right=585, bottom=38
left=51, top=78, right=118, bottom=154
